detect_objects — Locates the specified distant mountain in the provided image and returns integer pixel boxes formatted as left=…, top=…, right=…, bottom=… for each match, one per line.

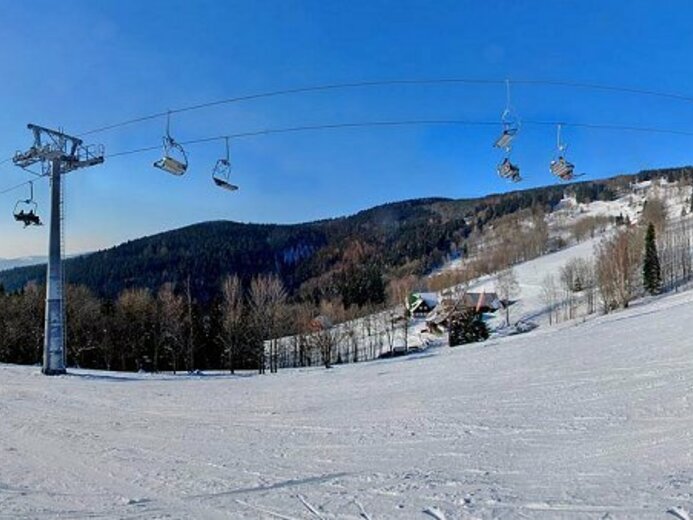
left=1, top=167, right=690, bottom=303
left=0, top=256, right=46, bottom=272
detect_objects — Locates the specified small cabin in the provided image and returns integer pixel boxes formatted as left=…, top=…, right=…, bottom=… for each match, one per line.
left=424, top=291, right=501, bottom=334
left=406, top=292, right=439, bottom=317
left=462, top=292, right=502, bottom=313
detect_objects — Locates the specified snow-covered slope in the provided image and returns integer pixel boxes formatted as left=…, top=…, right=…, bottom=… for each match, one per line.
left=430, top=177, right=693, bottom=331
left=2, top=288, right=693, bottom=519
left=465, top=236, right=600, bottom=328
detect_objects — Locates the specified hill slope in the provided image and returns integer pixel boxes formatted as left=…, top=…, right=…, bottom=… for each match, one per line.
left=1, top=166, right=690, bottom=302
left=2, top=285, right=692, bottom=518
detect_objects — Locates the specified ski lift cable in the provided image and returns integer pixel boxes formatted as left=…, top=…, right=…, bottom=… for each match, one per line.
left=3, top=116, right=693, bottom=194
left=105, top=117, right=693, bottom=159
left=0, top=179, right=34, bottom=196
left=75, top=77, right=693, bottom=138
left=3, top=76, right=693, bottom=168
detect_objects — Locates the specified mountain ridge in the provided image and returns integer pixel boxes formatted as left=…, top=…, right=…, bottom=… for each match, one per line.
left=1, top=167, right=691, bottom=302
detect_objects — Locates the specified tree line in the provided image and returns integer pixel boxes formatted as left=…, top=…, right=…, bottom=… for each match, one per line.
left=0, top=270, right=399, bottom=372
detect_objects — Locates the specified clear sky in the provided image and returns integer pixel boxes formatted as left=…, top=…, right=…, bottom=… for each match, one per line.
left=2, top=0, right=693, bottom=258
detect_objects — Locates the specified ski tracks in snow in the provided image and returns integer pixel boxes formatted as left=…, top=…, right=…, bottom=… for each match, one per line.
left=669, top=506, right=692, bottom=520
left=423, top=506, right=448, bottom=519
left=297, top=494, right=326, bottom=519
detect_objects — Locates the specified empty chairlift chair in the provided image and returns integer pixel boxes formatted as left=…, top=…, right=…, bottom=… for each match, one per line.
left=493, top=80, right=520, bottom=153
left=212, top=138, right=238, bottom=192
left=494, top=126, right=518, bottom=152
left=153, top=112, right=188, bottom=176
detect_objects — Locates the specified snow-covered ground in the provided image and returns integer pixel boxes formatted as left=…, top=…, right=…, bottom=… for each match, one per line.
left=433, top=177, right=693, bottom=333
left=465, top=236, right=600, bottom=329
left=2, top=288, right=693, bottom=519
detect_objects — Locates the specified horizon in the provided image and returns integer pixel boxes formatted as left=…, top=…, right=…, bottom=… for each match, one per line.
left=1, top=161, right=687, bottom=264
left=4, top=1, right=693, bottom=257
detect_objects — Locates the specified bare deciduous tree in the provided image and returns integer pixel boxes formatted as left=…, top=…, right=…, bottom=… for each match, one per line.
left=641, top=196, right=667, bottom=235
left=158, top=283, right=185, bottom=373
left=311, top=317, right=341, bottom=368
left=66, top=285, right=103, bottom=368
left=220, top=275, right=244, bottom=374
left=495, top=268, right=519, bottom=326
left=540, top=274, right=559, bottom=325
left=249, top=274, right=287, bottom=374
left=115, top=288, right=155, bottom=371
left=595, top=228, right=642, bottom=312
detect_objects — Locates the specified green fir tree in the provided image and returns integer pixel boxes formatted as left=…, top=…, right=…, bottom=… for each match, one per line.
left=448, top=308, right=489, bottom=347
left=643, top=222, right=662, bottom=295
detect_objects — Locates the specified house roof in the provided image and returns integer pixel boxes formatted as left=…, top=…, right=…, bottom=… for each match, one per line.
left=462, top=292, right=501, bottom=310
left=425, top=291, right=502, bottom=326
left=408, top=292, right=438, bottom=308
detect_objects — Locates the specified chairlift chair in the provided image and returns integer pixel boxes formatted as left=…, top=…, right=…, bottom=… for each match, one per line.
left=497, top=157, right=522, bottom=183
left=212, top=138, right=238, bottom=192
left=153, top=111, right=188, bottom=176
left=549, top=124, right=575, bottom=182
left=493, top=80, right=520, bottom=152
left=494, top=127, right=518, bottom=152
left=550, top=156, right=576, bottom=182
left=13, top=182, right=42, bottom=227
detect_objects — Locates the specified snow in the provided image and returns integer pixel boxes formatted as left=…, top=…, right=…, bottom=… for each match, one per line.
left=465, top=236, right=600, bottom=329
left=3, top=178, right=693, bottom=518
left=2, top=288, right=693, bottom=518
left=432, top=177, right=693, bottom=333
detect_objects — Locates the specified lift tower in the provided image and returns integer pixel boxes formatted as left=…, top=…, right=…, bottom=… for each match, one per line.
left=13, top=125, right=104, bottom=375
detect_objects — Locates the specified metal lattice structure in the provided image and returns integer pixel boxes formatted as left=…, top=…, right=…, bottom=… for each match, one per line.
left=13, top=124, right=104, bottom=375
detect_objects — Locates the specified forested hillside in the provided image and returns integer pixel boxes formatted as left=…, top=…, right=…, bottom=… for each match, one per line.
left=1, top=166, right=692, bottom=372
left=0, top=188, right=571, bottom=303
left=1, top=167, right=690, bottom=305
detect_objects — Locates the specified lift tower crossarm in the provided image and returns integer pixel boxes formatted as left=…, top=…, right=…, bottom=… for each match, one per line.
left=13, top=124, right=105, bottom=376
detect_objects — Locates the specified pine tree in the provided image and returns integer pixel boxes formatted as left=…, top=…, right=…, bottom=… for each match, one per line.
left=449, top=308, right=489, bottom=347
left=643, top=222, right=662, bottom=295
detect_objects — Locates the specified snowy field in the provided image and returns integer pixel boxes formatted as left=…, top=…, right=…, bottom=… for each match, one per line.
left=2, top=289, right=693, bottom=519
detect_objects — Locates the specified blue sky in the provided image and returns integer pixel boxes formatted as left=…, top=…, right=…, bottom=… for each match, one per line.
left=2, top=0, right=693, bottom=257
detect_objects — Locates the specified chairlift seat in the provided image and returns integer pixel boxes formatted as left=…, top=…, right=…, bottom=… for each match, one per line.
left=550, top=157, right=575, bottom=180
left=212, top=156, right=239, bottom=192
left=213, top=177, right=239, bottom=191
left=497, top=159, right=521, bottom=182
left=154, top=156, right=187, bottom=176
left=14, top=210, right=42, bottom=227
left=494, top=128, right=517, bottom=151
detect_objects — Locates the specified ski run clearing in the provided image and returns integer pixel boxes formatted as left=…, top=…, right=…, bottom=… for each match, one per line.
left=2, top=286, right=693, bottom=519
left=2, top=178, right=693, bottom=519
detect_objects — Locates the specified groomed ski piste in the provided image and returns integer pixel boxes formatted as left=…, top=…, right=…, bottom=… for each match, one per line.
left=2, top=181, right=693, bottom=519
left=2, top=268, right=693, bottom=518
